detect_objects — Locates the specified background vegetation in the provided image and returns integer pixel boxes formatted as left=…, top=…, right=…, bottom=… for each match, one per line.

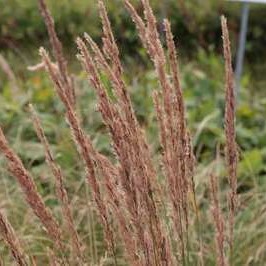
left=1, top=0, right=266, bottom=265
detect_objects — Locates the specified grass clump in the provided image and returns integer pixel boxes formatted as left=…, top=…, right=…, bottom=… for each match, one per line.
left=1, top=0, right=261, bottom=265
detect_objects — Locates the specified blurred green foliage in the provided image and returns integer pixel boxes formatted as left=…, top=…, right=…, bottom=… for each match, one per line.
left=1, top=0, right=266, bottom=59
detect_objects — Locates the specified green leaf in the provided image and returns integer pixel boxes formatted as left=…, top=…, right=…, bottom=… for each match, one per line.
left=238, top=149, right=264, bottom=178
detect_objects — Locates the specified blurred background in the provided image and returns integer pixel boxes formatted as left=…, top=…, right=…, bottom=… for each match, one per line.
left=1, top=0, right=266, bottom=264
left=1, top=0, right=266, bottom=174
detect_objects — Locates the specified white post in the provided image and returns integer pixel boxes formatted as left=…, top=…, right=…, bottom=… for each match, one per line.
left=235, top=2, right=250, bottom=94
left=229, top=0, right=266, bottom=93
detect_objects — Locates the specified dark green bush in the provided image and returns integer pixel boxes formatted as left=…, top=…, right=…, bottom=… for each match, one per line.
left=1, top=0, right=266, bottom=60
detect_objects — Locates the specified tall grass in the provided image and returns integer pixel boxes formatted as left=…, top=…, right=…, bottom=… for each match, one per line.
left=0, top=0, right=238, bottom=265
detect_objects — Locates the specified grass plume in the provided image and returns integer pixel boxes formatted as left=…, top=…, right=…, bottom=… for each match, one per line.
left=29, top=104, right=84, bottom=262
left=0, top=210, right=27, bottom=266
left=221, top=16, right=238, bottom=257
left=0, top=127, right=63, bottom=250
left=0, top=1, right=240, bottom=265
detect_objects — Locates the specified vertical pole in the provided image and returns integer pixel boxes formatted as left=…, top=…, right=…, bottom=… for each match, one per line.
left=160, top=0, right=167, bottom=33
left=235, top=2, right=250, bottom=94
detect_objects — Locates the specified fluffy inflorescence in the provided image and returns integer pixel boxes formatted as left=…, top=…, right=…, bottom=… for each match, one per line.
left=0, top=211, right=27, bottom=266
left=0, top=1, right=237, bottom=265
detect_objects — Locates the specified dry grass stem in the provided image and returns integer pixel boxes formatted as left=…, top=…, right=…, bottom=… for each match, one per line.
left=38, top=0, right=75, bottom=106
left=0, top=210, right=27, bottom=266
left=29, top=104, right=84, bottom=261
left=209, top=173, right=226, bottom=266
left=78, top=2, right=174, bottom=264
left=39, top=47, right=117, bottom=260
left=125, top=1, right=198, bottom=261
left=221, top=16, right=238, bottom=254
left=0, top=127, right=63, bottom=249
left=0, top=54, right=19, bottom=95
